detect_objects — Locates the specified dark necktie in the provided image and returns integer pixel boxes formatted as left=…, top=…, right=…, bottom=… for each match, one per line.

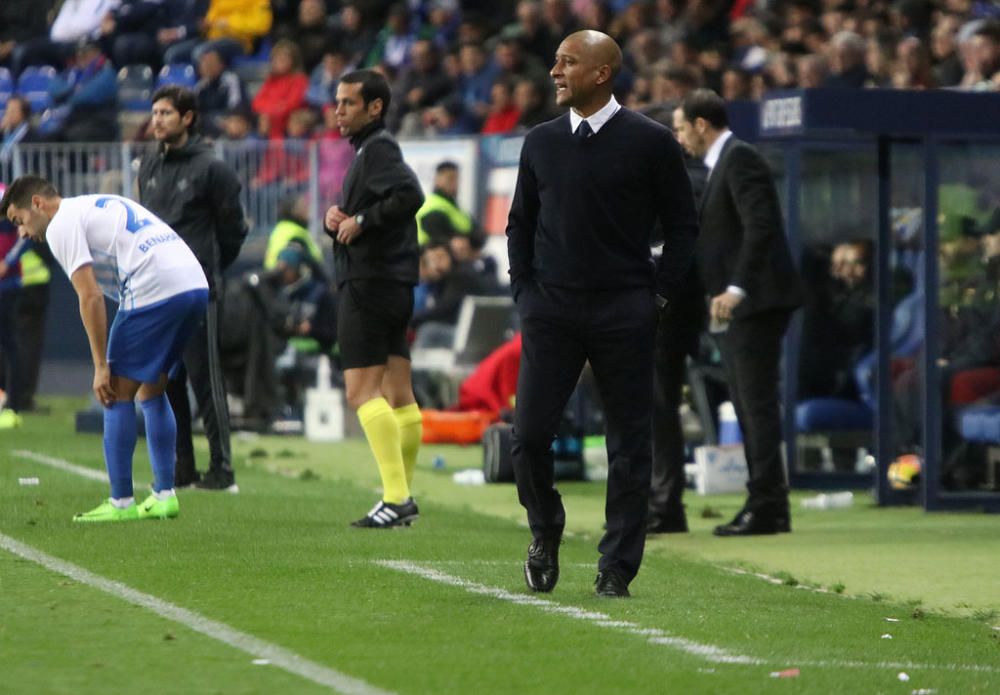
left=575, top=120, right=593, bottom=140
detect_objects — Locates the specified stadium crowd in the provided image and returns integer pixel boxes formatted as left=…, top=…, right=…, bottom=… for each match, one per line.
left=1, top=0, right=999, bottom=144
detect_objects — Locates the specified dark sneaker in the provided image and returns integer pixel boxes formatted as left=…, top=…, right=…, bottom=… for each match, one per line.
left=192, top=470, right=239, bottom=493
left=175, top=470, right=202, bottom=489
left=524, top=536, right=560, bottom=593
left=594, top=569, right=630, bottom=598
left=351, top=498, right=419, bottom=528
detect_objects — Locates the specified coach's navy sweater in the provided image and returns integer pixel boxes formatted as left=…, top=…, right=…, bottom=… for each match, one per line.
left=506, top=109, right=698, bottom=300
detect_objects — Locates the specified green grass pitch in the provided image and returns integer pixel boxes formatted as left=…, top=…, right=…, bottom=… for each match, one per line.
left=2, top=398, right=998, bottom=693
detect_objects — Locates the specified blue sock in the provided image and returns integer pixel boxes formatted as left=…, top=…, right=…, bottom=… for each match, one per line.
left=140, top=394, right=177, bottom=493
left=103, top=401, right=137, bottom=499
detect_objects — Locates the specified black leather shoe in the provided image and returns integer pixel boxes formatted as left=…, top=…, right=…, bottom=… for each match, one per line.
left=594, top=569, right=630, bottom=597
left=647, top=512, right=688, bottom=534
left=713, top=510, right=787, bottom=536
left=524, top=536, right=560, bottom=592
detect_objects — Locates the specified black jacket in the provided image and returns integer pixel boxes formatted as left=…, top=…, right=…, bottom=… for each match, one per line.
left=697, top=136, right=803, bottom=317
left=137, top=136, right=248, bottom=286
left=327, top=121, right=424, bottom=288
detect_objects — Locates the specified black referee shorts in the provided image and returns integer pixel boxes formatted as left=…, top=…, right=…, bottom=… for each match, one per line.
left=337, top=279, right=414, bottom=370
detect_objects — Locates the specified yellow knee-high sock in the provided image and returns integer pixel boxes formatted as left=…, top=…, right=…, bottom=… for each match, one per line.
left=394, top=403, right=423, bottom=487
left=357, top=398, right=409, bottom=504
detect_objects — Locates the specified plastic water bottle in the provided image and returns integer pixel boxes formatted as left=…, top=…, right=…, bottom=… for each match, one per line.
left=801, top=491, right=854, bottom=510
left=717, top=401, right=743, bottom=445
left=316, top=354, right=332, bottom=390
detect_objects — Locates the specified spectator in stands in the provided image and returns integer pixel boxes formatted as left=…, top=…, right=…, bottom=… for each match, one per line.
left=494, top=35, right=550, bottom=89
left=893, top=36, right=936, bottom=90
left=958, top=21, right=1000, bottom=91
left=307, top=43, right=352, bottom=109
left=389, top=39, right=453, bottom=133
left=514, top=77, right=557, bottom=129
left=541, top=0, right=579, bottom=43
left=12, top=0, right=117, bottom=76
left=457, top=41, right=499, bottom=127
left=99, top=0, right=167, bottom=69
left=824, top=30, right=873, bottom=88
left=796, top=53, right=829, bottom=88
left=265, top=194, right=323, bottom=272
left=481, top=78, right=521, bottom=134
left=194, top=0, right=273, bottom=66
left=506, top=0, right=558, bottom=65
left=252, top=39, right=309, bottom=139
left=798, top=240, right=875, bottom=401
left=423, top=0, right=461, bottom=49
left=194, top=47, right=247, bottom=137
left=251, top=108, right=315, bottom=192
left=274, top=0, right=332, bottom=73
left=654, top=66, right=700, bottom=104
left=0, top=0, right=53, bottom=73
left=159, top=0, right=212, bottom=66
left=44, top=40, right=119, bottom=142
left=221, top=244, right=331, bottom=428
left=930, top=14, right=964, bottom=87
left=364, top=4, right=417, bottom=72
left=411, top=241, right=497, bottom=339
left=328, top=2, right=375, bottom=69
left=417, top=160, right=478, bottom=246
left=218, top=105, right=257, bottom=143
left=1, top=97, right=36, bottom=161
left=422, top=96, right=479, bottom=136
left=721, top=66, right=752, bottom=100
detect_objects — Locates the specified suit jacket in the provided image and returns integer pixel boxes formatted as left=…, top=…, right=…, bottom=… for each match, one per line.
left=697, top=136, right=803, bottom=318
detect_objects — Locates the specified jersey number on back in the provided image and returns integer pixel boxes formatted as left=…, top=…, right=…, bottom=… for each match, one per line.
left=95, top=197, right=153, bottom=234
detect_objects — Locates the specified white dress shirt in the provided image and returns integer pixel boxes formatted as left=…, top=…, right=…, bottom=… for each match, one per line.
left=569, top=96, right=621, bottom=135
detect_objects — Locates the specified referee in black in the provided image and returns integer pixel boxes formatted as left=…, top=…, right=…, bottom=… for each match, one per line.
left=323, top=70, right=426, bottom=528
left=138, top=85, right=248, bottom=492
left=507, top=31, right=698, bottom=597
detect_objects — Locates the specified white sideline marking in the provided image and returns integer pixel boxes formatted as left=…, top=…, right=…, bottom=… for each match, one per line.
left=376, top=560, right=760, bottom=665
left=382, top=561, right=1000, bottom=675
left=0, top=533, right=392, bottom=695
left=13, top=450, right=108, bottom=483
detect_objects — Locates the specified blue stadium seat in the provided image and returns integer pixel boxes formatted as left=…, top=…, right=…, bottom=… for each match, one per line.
left=17, top=65, right=57, bottom=113
left=157, top=63, right=197, bottom=89
left=796, top=398, right=873, bottom=432
left=117, top=64, right=155, bottom=112
left=959, top=406, right=1000, bottom=443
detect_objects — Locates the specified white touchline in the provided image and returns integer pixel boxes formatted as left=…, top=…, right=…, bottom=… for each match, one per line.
left=379, top=560, right=1000, bottom=675
left=13, top=450, right=110, bottom=483
left=376, top=560, right=760, bottom=665
left=0, top=533, right=393, bottom=695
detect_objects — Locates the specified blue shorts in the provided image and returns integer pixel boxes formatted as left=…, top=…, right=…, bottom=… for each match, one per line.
left=107, top=289, right=209, bottom=384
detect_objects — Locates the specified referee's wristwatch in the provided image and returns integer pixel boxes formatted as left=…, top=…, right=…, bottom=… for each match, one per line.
left=354, top=213, right=365, bottom=228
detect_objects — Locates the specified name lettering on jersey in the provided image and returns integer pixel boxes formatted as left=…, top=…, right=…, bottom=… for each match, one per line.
left=138, top=232, right=181, bottom=254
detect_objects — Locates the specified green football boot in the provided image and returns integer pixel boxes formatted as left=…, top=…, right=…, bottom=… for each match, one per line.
left=0, top=409, right=22, bottom=429
left=136, top=493, right=179, bottom=520
left=73, top=499, right=140, bottom=523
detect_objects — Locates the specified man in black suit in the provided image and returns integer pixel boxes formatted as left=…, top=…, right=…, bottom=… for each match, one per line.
left=506, top=30, right=698, bottom=597
left=676, top=89, right=803, bottom=536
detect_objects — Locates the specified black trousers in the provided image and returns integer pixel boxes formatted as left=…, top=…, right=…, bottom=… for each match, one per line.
left=0, top=288, right=22, bottom=412
left=648, top=315, right=689, bottom=523
left=16, top=284, right=49, bottom=410
left=512, top=282, right=656, bottom=582
left=717, top=310, right=791, bottom=514
left=167, top=294, right=233, bottom=482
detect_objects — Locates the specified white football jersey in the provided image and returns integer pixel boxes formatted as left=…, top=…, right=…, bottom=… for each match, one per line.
left=46, top=194, right=208, bottom=310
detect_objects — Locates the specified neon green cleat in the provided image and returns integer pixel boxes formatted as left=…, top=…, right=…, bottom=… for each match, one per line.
left=0, top=409, right=22, bottom=429
left=73, top=499, right=139, bottom=523
left=137, top=493, right=179, bottom=520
